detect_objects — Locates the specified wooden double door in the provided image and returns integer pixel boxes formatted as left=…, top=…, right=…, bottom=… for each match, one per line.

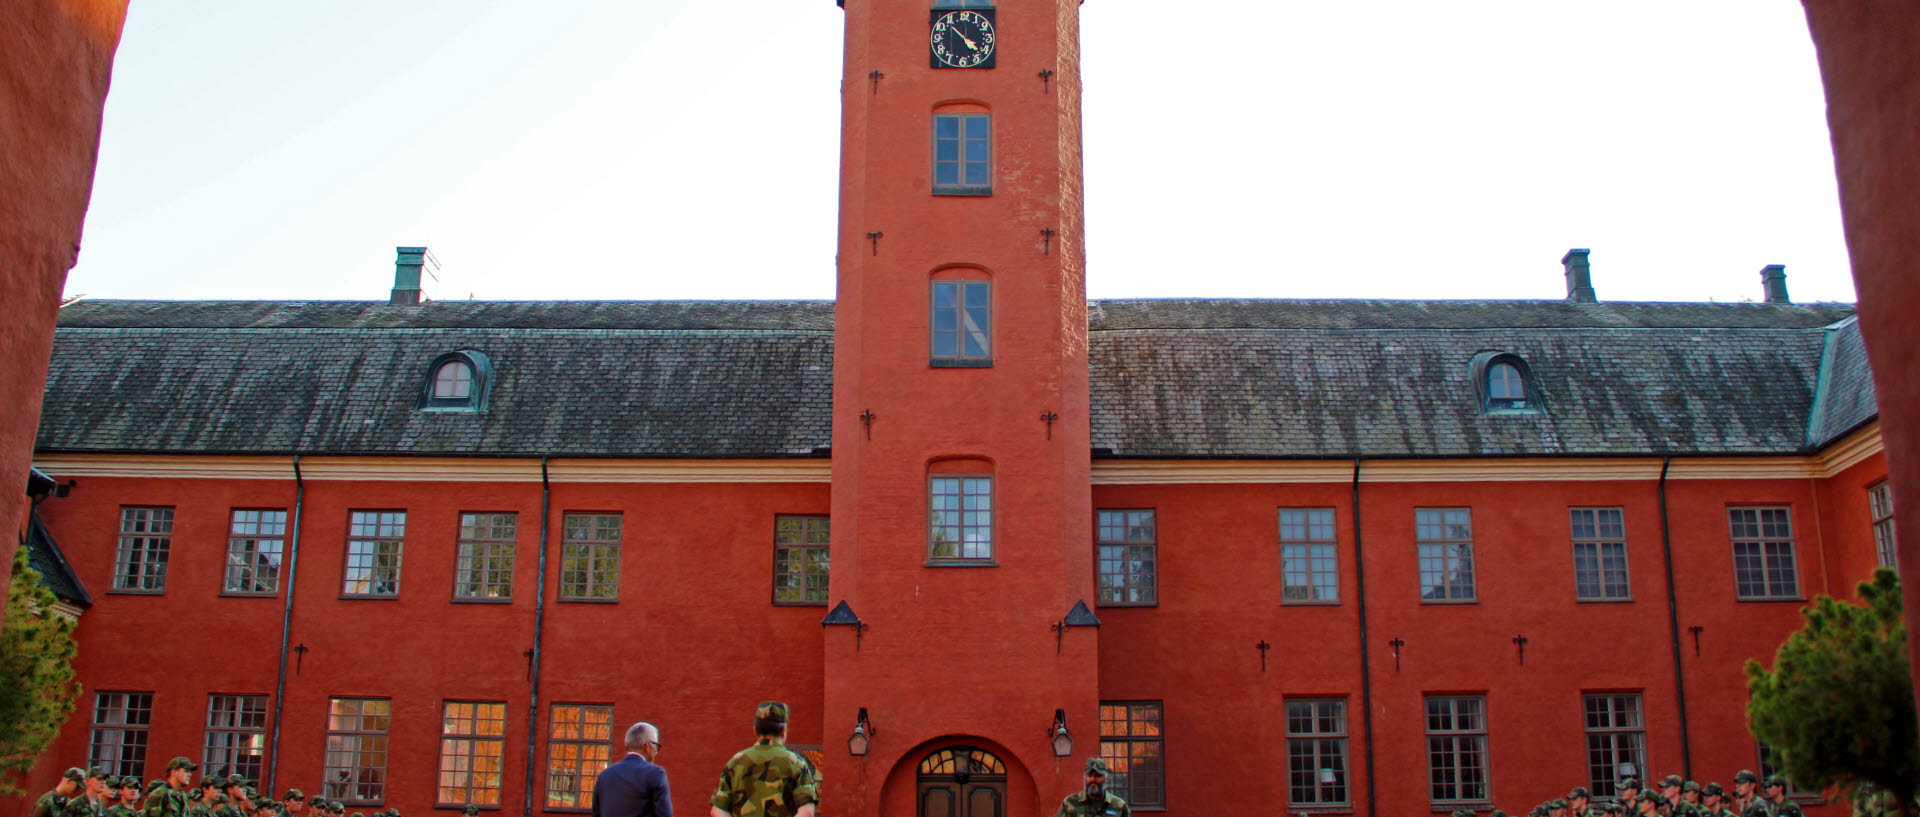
left=916, top=747, right=1007, bottom=817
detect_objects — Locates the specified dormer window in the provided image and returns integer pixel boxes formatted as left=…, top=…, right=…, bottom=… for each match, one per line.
left=420, top=351, right=493, bottom=412
left=1469, top=351, right=1539, bottom=413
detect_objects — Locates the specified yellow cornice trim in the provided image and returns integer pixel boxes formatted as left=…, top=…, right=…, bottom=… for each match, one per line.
left=32, top=454, right=831, bottom=483
left=32, top=454, right=295, bottom=480
left=1816, top=421, right=1882, bottom=477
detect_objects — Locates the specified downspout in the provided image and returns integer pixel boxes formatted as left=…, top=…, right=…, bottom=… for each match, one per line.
left=1352, top=456, right=1377, bottom=817
left=523, top=457, right=552, bottom=817
left=268, top=454, right=306, bottom=795
left=1657, top=457, right=1694, bottom=779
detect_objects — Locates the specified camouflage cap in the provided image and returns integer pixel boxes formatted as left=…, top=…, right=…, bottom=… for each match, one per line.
left=1639, top=791, right=1665, bottom=804
left=1549, top=799, right=1568, bottom=809
left=63, top=767, right=88, bottom=783
left=1618, top=777, right=1641, bottom=791
left=755, top=701, right=789, bottom=724
left=121, top=776, right=142, bottom=789
left=1733, top=770, right=1758, bottom=784
left=1764, top=775, right=1788, bottom=788
left=1490, top=811, right=1509, bottom=817
left=1682, top=781, right=1700, bottom=793
left=1703, top=783, right=1725, bottom=797
left=200, top=776, right=223, bottom=789
left=1083, top=757, right=1109, bottom=776
left=1604, top=806, right=1627, bottom=817
left=1660, top=774, right=1683, bottom=788
left=1449, top=810, right=1477, bottom=817
left=189, top=790, right=204, bottom=802
left=329, top=803, right=344, bottom=813
left=224, top=775, right=247, bottom=789
left=245, top=788, right=260, bottom=800
left=1528, top=807, right=1547, bottom=817
left=461, top=807, right=479, bottom=816
left=166, top=758, right=199, bottom=772
left=87, top=768, right=112, bottom=780
left=284, top=790, right=305, bottom=801
left=1568, top=786, right=1591, bottom=800
left=351, top=813, right=365, bottom=817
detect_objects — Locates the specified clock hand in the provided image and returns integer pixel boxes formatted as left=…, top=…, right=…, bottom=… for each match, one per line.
left=957, top=32, right=978, bottom=51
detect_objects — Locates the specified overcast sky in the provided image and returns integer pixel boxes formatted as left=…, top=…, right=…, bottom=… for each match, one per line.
left=67, top=0, right=1856, bottom=305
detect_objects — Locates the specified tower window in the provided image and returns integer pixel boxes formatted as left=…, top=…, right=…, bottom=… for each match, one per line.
left=933, top=113, right=991, bottom=195
left=1469, top=351, right=1539, bottom=413
left=420, top=350, right=494, bottom=411
left=931, top=280, right=991, bottom=365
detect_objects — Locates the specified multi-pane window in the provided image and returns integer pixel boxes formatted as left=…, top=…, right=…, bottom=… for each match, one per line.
left=434, top=361, right=474, bottom=400
left=225, top=510, right=288, bottom=595
left=455, top=513, right=517, bottom=600
left=1871, top=482, right=1898, bottom=569
left=1583, top=694, right=1646, bottom=799
left=325, top=698, right=391, bottom=804
left=88, top=691, right=153, bottom=777
left=931, top=281, right=991, bottom=363
left=932, top=113, right=990, bottom=192
left=1488, top=362, right=1526, bottom=406
left=1279, top=508, right=1338, bottom=603
left=1425, top=696, right=1490, bottom=804
left=344, top=511, right=406, bottom=597
left=113, top=507, right=173, bottom=592
left=1416, top=509, right=1476, bottom=602
left=1730, top=507, right=1800, bottom=600
left=203, top=695, right=269, bottom=782
left=773, top=516, right=830, bottom=605
left=438, top=701, right=507, bottom=807
left=545, top=704, right=615, bottom=810
left=1099, top=702, right=1164, bottom=809
left=1096, top=510, right=1157, bottom=606
left=929, top=476, right=993, bottom=561
left=1286, top=699, right=1349, bottom=807
left=561, top=513, right=622, bottom=601
left=1571, top=508, right=1630, bottom=601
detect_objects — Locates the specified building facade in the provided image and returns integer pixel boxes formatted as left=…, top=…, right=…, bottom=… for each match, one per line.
left=6, top=2, right=1900, bottom=817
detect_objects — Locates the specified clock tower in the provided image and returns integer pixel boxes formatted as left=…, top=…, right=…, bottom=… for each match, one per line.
left=824, top=0, right=1096, bottom=815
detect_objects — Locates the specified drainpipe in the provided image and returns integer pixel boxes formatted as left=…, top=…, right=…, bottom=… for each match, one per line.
left=522, top=457, right=552, bottom=817
left=268, top=454, right=306, bottom=795
left=1657, top=457, right=1694, bottom=779
left=1351, top=456, right=1377, bottom=817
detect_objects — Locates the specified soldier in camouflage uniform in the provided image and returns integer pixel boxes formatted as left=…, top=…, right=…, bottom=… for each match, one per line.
left=143, top=758, right=198, bottom=817
left=281, top=791, right=305, bottom=817
left=109, top=776, right=143, bottom=817
left=190, top=775, right=223, bottom=817
left=710, top=702, right=819, bottom=817
left=1055, top=758, right=1128, bottom=817
left=1568, top=787, right=1596, bottom=817
left=1728, top=771, right=1760, bottom=817
left=1758, top=777, right=1802, bottom=817
left=1698, top=784, right=1735, bottom=817
left=32, top=767, right=87, bottom=817
left=1615, top=779, right=1644, bottom=813
left=66, top=768, right=112, bottom=817
left=1680, top=782, right=1703, bottom=814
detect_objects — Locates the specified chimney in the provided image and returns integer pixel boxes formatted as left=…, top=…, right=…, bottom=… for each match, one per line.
left=1562, top=248, right=1597, bottom=303
left=391, top=246, right=438, bottom=305
left=1760, top=264, right=1790, bottom=304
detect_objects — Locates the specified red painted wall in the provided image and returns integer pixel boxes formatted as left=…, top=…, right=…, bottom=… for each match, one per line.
left=12, top=474, right=828, bottom=817
left=0, top=0, right=131, bottom=615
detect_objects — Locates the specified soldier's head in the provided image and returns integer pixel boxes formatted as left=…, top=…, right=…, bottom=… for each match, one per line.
left=1449, top=810, right=1477, bottom=817
left=1082, top=758, right=1108, bottom=798
left=1765, top=777, right=1788, bottom=799
left=58, top=767, right=86, bottom=796
left=331, top=800, right=347, bottom=815
left=121, top=777, right=142, bottom=802
left=85, top=767, right=112, bottom=796
left=1603, top=805, right=1627, bottom=817
left=623, top=722, right=661, bottom=762
left=165, top=757, right=198, bottom=789
left=1659, top=774, right=1683, bottom=796
left=1635, top=792, right=1660, bottom=813
left=284, top=790, right=305, bottom=813
left=1702, top=782, right=1725, bottom=804
left=1681, top=781, right=1700, bottom=803
left=462, top=807, right=479, bottom=817
left=1618, top=778, right=1641, bottom=800
left=753, top=702, right=789, bottom=739
left=1733, top=770, right=1757, bottom=795
left=1567, top=786, right=1591, bottom=806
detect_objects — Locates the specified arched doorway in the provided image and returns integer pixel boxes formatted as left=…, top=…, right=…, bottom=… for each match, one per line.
left=916, top=746, right=1007, bottom=817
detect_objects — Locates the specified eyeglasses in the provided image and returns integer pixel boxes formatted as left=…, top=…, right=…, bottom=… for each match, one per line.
left=647, top=741, right=662, bottom=750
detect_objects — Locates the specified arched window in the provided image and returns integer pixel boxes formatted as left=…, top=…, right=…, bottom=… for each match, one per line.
left=1468, top=351, right=1539, bottom=413
left=1488, top=362, right=1525, bottom=403
left=420, top=350, right=493, bottom=411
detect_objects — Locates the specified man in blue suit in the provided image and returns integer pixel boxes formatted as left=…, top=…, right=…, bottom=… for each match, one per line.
left=594, top=722, right=671, bottom=817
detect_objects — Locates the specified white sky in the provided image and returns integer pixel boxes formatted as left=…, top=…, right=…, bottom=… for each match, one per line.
left=67, top=0, right=1856, bottom=305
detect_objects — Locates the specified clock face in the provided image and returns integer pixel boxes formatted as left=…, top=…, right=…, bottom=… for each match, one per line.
left=930, top=10, right=996, bottom=69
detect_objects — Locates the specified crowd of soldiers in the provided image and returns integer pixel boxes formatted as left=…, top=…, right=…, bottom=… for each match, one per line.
left=1452, top=772, right=1807, bottom=817
left=26, top=759, right=485, bottom=817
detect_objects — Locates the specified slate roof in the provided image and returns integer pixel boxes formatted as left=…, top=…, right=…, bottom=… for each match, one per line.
left=36, top=298, right=1875, bottom=460
left=25, top=510, right=90, bottom=607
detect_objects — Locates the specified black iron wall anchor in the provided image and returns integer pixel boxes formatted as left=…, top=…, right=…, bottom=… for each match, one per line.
left=1388, top=637, right=1406, bottom=672
left=860, top=409, right=876, bottom=440
left=1038, top=69, right=1055, bottom=92
left=1257, top=640, right=1271, bottom=672
left=524, top=647, right=536, bottom=680
left=1040, top=228, right=1056, bottom=255
left=1688, top=625, right=1704, bottom=657
left=1512, top=634, right=1529, bottom=666
left=1041, top=410, right=1059, bottom=439
left=866, top=231, right=884, bottom=256
left=293, top=643, right=309, bottom=675
left=868, top=70, right=884, bottom=94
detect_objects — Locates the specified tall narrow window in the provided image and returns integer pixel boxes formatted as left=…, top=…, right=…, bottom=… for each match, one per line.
left=225, top=510, right=287, bottom=595
left=1871, top=482, right=1898, bottom=569
left=933, top=113, right=990, bottom=194
left=1730, top=507, right=1800, bottom=600
left=561, top=513, right=622, bottom=601
left=930, top=280, right=991, bottom=365
left=929, top=475, right=993, bottom=562
left=1286, top=699, right=1349, bottom=808
left=455, top=513, right=518, bottom=601
left=88, top=691, right=153, bottom=778
left=344, top=511, right=406, bottom=597
left=545, top=704, right=615, bottom=810
left=1279, top=508, right=1339, bottom=603
left=1416, top=508, right=1476, bottom=602
left=203, top=695, right=269, bottom=782
left=438, top=701, right=507, bottom=807
left=1425, top=695, right=1490, bottom=805
left=325, top=698, right=391, bottom=805
left=113, top=507, right=173, bottom=592
left=1571, top=507, right=1630, bottom=601
left=773, top=515, right=831, bottom=605
left=1099, top=702, right=1164, bottom=809
left=1096, top=509, right=1157, bottom=606
left=1583, top=694, right=1645, bottom=798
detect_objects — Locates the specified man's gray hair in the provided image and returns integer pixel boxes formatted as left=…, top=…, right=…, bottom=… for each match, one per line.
left=623, top=721, right=658, bottom=751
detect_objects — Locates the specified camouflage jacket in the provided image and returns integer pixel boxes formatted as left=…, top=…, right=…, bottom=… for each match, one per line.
left=144, top=787, right=190, bottom=817
left=1054, top=791, right=1129, bottom=817
left=1761, top=799, right=1804, bottom=817
left=709, top=738, right=819, bottom=817
left=30, top=790, right=69, bottom=817
left=62, top=796, right=103, bottom=817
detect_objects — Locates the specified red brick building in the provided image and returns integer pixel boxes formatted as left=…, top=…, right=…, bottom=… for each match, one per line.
left=5, top=2, right=1906, bottom=817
